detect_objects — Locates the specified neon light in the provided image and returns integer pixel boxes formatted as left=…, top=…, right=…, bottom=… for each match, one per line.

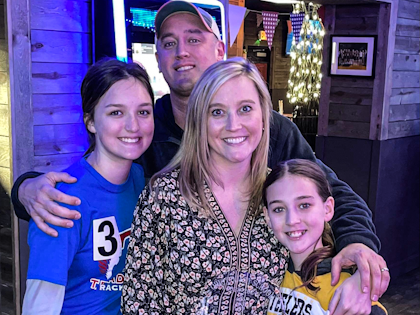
left=112, top=0, right=128, bottom=62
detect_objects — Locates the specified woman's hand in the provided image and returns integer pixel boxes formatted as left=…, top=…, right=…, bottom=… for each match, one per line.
left=328, top=270, right=371, bottom=315
left=331, top=243, right=390, bottom=301
left=19, top=172, right=81, bottom=237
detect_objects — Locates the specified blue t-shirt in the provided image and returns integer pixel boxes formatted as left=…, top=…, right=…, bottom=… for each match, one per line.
left=27, top=157, right=145, bottom=314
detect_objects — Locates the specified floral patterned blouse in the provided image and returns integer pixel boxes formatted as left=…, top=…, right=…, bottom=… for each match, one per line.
left=121, top=169, right=289, bottom=315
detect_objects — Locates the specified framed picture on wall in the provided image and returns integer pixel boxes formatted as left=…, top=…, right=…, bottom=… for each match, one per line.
left=329, top=35, right=377, bottom=78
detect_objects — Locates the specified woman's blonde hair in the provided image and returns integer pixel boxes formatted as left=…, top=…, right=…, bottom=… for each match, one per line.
left=152, top=57, right=272, bottom=214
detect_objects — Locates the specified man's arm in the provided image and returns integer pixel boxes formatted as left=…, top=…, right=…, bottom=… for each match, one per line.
left=11, top=172, right=42, bottom=221
left=11, top=171, right=81, bottom=236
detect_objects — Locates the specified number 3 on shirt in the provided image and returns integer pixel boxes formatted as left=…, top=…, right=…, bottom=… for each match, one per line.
left=93, top=216, right=122, bottom=261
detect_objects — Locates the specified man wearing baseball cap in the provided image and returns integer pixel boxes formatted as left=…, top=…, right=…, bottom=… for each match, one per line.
left=13, top=1, right=388, bottom=314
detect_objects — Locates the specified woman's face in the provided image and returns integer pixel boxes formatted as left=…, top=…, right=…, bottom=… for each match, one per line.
left=87, top=77, right=154, bottom=164
left=206, top=75, right=263, bottom=168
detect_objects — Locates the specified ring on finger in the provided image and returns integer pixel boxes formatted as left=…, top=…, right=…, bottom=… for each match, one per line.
left=380, top=267, right=389, bottom=272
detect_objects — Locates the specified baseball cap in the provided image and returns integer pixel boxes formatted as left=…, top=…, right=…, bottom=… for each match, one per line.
left=155, top=0, right=221, bottom=41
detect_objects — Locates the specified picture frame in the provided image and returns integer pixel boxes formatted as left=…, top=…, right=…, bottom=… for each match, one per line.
left=329, top=35, right=377, bottom=78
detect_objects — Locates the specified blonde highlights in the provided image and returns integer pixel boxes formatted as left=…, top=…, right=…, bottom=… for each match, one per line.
left=152, top=57, right=272, bottom=215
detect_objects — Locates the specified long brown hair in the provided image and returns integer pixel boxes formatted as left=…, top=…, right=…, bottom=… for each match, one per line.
left=81, top=58, right=154, bottom=155
left=262, top=159, right=335, bottom=292
left=151, top=57, right=272, bottom=215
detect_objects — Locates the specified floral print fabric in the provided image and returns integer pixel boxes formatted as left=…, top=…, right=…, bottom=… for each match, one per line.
left=122, top=169, right=289, bottom=314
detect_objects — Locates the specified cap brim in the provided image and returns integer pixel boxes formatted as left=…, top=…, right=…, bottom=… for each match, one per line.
left=155, top=1, right=213, bottom=38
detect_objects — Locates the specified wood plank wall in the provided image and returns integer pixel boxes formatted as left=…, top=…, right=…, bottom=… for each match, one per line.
left=388, top=0, right=420, bottom=138
left=320, top=4, right=382, bottom=139
left=0, top=0, right=14, bottom=313
left=31, top=0, right=91, bottom=172
left=0, top=0, right=10, bottom=192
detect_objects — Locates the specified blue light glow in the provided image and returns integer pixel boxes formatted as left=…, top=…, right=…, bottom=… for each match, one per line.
left=112, top=0, right=128, bottom=62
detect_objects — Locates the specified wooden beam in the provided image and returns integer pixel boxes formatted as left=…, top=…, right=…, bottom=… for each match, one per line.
left=6, top=0, right=32, bottom=311
left=318, top=5, right=335, bottom=136
left=379, top=0, right=399, bottom=140
left=369, top=3, right=391, bottom=140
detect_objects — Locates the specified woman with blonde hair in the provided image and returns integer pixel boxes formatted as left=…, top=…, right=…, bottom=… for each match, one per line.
left=122, top=57, right=286, bottom=314
left=121, top=57, right=385, bottom=315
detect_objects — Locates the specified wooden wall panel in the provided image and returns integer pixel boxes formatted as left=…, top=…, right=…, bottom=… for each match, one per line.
left=320, top=3, right=383, bottom=139
left=0, top=71, right=8, bottom=104
left=33, top=152, right=84, bottom=172
left=396, top=17, right=420, bottom=37
left=0, top=104, right=9, bottom=136
left=329, top=87, right=373, bottom=106
left=398, top=0, right=420, bottom=19
left=31, top=30, right=91, bottom=63
left=328, top=120, right=370, bottom=139
left=369, top=2, right=391, bottom=140
left=335, top=3, right=379, bottom=18
left=393, top=53, right=420, bottom=71
left=330, top=77, right=374, bottom=88
left=318, top=5, right=335, bottom=137
left=33, top=94, right=83, bottom=125
left=394, top=36, right=420, bottom=54
left=388, top=120, right=420, bottom=138
left=388, top=0, right=420, bottom=138
left=329, top=104, right=372, bottom=122
left=0, top=135, right=10, bottom=168
left=390, top=87, right=420, bottom=105
left=32, top=62, right=89, bottom=94
left=334, top=17, right=378, bottom=34
left=392, top=71, right=420, bottom=88
left=31, top=0, right=91, bottom=32
left=0, top=166, right=11, bottom=192
left=0, top=40, right=7, bottom=71
left=33, top=123, right=88, bottom=156
left=389, top=103, right=420, bottom=121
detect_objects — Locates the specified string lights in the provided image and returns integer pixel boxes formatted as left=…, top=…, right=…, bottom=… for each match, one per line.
left=287, top=2, right=325, bottom=107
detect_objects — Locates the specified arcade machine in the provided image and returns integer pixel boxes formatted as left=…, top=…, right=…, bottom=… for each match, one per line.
left=93, top=0, right=227, bottom=99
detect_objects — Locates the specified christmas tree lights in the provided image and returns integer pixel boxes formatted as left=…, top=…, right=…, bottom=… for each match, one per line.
left=287, top=2, right=325, bottom=107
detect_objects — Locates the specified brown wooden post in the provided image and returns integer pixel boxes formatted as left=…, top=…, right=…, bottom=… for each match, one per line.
left=6, top=0, right=32, bottom=311
left=318, top=5, right=335, bottom=137
left=369, top=2, right=392, bottom=140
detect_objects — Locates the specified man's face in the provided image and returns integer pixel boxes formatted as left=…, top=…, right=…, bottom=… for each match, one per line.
left=156, top=13, right=225, bottom=98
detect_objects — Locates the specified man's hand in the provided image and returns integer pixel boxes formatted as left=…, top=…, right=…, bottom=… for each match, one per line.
left=328, top=270, right=371, bottom=315
left=18, top=172, right=81, bottom=237
left=331, top=243, right=390, bottom=302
